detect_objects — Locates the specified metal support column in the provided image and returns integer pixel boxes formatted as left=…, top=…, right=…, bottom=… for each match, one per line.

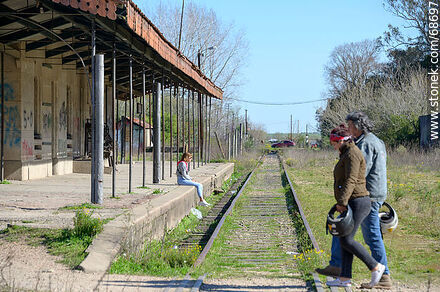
left=149, top=82, right=152, bottom=150
left=142, top=67, right=146, bottom=187
left=116, top=97, right=119, bottom=165
left=92, top=54, right=104, bottom=204
left=204, top=95, right=208, bottom=164
left=90, top=19, right=96, bottom=202
left=0, top=52, right=4, bottom=181
left=181, top=87, right=185, bottom=154
left=169, top=83, right=173, bottom=177
left=187, top=88, right=190, bottom=157
left=176, top=85, right=180, bottom=162
left=121, top=100, right=126, bottom=164
left=192, top=90, right=195, bottom=169
left=112, top=45, right=116, bottom=198
left=197, top=92, right=201, bottom=168
left=208, top=96, right=212, bottom=163
left=161, top=74, right=165, bottom=180
left=153, top=81, right=161, bottom=183
left=129, top=55, right=133, bottom=193
left=137, top=95, right=141, bottom=160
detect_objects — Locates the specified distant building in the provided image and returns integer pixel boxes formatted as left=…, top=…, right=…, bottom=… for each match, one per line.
left=117, top=117, right=152, bottom=160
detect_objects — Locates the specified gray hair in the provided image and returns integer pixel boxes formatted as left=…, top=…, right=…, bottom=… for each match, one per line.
left=346, top=111, right=374, bottom=133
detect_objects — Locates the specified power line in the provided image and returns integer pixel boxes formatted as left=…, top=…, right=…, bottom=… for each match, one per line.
left=228, top=97, right=327, bottom=106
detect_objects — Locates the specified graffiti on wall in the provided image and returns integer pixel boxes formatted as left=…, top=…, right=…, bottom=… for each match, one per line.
left=22, top=139, right=33, bottom=156
left=4, top=105, right=20, bottom=147
left=59, top=101, right=66, bottom=129
left=23, top=110, right=33, bottom=129
left=43, top=113, right=52, bottom=132
left=0, top=83, right=20, bottom=147
left=0, top=83, right=15, bottom=101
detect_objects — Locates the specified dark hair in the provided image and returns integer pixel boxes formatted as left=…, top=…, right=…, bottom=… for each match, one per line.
left=180, top=152, right=192, bottom=161
left=330, top=124, right=352, bottom=142
left=346, top=111, right=374, bottom=133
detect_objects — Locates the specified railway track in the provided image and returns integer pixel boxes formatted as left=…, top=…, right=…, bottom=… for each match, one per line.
left=162, top=153, right=351, bottom=292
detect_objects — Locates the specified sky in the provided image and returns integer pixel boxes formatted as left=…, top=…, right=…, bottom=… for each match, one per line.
left=141, top=0, right=408, bottom=134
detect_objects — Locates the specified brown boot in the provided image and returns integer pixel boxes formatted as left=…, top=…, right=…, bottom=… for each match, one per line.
left=361, top=274, right=392, bottom=290
left=315, top=265, right=341, bottom=277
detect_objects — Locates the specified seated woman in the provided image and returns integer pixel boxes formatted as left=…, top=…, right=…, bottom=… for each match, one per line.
left=176, top=152, right=210, bottom=207
left=326, top=124, right=385, bottom=288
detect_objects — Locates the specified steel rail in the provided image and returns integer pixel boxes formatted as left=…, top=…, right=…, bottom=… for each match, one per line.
left=279, top=154, right=320, bottom=251
left=279, top=154, right=350, bottom=292
left=192, top=157, right=260, bottom=267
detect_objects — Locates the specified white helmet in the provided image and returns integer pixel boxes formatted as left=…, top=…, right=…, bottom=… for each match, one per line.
left=378, top=202, right=398, bottom=234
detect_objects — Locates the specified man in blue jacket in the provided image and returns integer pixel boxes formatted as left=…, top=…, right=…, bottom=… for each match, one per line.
left=316, top=111, right=391, bottom=289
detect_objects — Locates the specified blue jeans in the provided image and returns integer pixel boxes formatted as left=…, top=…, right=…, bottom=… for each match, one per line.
left=329, top=201, right=390, bottom=275
left=177, top=177, right=203, bottom=199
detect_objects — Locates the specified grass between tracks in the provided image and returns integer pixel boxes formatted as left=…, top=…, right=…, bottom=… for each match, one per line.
left=109, top=156, right=258, bottom=277
left=192, top=159, right=303, bottom=279
left=283, top=148, right=440, bottom=285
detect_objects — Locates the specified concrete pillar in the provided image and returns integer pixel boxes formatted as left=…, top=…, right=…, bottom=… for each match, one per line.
left=92, top=54, right=104, bottom=204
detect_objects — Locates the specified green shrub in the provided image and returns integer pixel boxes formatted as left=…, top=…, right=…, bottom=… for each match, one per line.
left=73, top=209, right=103, bottom=238
left=378, top=114, right=419, bottom=147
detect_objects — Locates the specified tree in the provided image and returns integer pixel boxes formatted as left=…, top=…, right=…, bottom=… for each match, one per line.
left=316, top=65, right=427, bottom=146
left=144, top=1, right=249, bottom=100
left=324, top=39, right=382, bottom=98
left=381, top=0, right=431, bottom=52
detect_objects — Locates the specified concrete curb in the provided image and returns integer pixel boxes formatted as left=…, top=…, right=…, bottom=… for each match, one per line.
left=79, top=163, right=234, bottom=274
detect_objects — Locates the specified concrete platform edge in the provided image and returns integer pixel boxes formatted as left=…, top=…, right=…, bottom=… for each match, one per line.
left=79, top=163, right=234, bottom=274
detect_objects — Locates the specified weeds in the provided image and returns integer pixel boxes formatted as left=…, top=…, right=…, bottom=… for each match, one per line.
left=0, top=208, right=105, bottom=269
left=111, top=210, right=203, bottom=276
left=111, top=243, right=202, bottom=276
left=0, top=180, right=11, bottom=184
left=293, top=248, right=327, bottom=276
left=60, top=203, right=103, bottom=210
left=152, top=189, right=164, bottom=195
left=72, top=209, right=103, bottom=238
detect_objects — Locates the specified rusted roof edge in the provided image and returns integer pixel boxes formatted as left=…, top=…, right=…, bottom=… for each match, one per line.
left=124, top=0, right=222, bottom=99
left=50, top=0, right=223, bottom=99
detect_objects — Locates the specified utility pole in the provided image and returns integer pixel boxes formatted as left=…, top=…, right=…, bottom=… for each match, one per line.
left=178, top=0, right=184, bottom=51
left=290, top=115, right=293, bottom=141
left=245, top=109, right=248, bottom=136
left=306, top=124, right=309, bottom=148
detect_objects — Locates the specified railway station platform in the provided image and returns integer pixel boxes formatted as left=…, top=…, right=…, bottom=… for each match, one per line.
left=0, top=161, right=234, bottom=274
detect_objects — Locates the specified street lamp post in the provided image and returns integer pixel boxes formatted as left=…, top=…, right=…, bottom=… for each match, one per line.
left=197, top=46, right=215, bottom=71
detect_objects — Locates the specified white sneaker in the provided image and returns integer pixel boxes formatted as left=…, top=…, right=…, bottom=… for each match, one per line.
left=326, top=278, right=351, bottom=287
left=369, top=263, right=386, bottom=287
left=199, top=200, right=210, bottom=207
